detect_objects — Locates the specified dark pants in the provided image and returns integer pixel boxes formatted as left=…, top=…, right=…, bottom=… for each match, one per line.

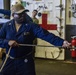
left=0, top=56, right=36, bottom=75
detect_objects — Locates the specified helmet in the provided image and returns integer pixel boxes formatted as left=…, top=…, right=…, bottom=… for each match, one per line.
left=11, top=4, right=25, bottom=14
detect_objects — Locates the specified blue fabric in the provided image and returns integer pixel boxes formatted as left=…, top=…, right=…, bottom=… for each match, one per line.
left=0, top=9, right=33, bottom=23
left=0, top=56, right=36, bottom=75
left=0, top=19, right=64, bottom=75
left=0, top=9, right=11, bottom=16
left=0, top=19, right=64, bottom=58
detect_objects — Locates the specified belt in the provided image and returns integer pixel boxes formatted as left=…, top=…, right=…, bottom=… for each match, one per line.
left=7, top=51, right=33, bottom=60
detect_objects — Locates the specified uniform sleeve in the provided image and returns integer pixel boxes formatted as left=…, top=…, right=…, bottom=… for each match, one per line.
left=32, top=24, right=64, bottom=46
left=0, top=23, right=9, bottom=48
left=0, top=9, right=11, bottom=16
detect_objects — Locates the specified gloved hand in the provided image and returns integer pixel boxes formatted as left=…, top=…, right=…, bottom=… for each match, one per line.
left=62, top=40, right=71, bottom=48
left=8, top=40, right=19, bottom=47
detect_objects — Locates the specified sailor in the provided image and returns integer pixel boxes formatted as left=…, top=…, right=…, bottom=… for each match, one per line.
left=0, top=4, right=71, bottom=75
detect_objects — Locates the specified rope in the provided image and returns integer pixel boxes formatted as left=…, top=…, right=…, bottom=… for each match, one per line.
left=19, top=44, right=63, bottom=48
left=0, top=47, right=12, bottom=72
left=19, top=44, right=74, bottom=49
left=0, top=43, right=73, bottom=72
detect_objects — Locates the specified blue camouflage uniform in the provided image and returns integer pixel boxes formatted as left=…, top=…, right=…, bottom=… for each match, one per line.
left=0, top=19, right=64, bottom=75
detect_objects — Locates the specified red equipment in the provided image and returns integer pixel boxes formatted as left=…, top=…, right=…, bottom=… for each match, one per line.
left=71, top=36, right=76, bottom=61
